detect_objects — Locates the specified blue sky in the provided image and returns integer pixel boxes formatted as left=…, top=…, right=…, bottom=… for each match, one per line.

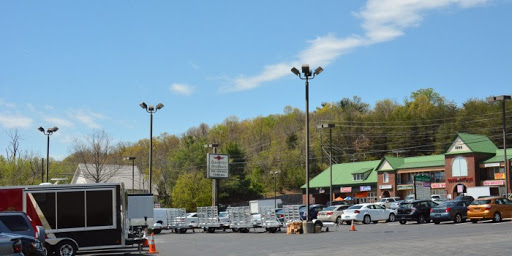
left=1, top=0, right=511, bottom=160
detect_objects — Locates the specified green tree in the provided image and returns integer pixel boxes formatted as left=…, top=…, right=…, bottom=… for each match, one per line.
left=171, top=171, right=211, bottom=211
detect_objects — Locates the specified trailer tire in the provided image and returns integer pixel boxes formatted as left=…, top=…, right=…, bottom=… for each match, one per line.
left=267, top=227, right=278, bottom=233
left=240, top=228, right=250, bottom=233
left=232, top=228, right=239, bottom=233
left=178, top=228, right=187, bottom=233
left=55, top=240, right=77, bottom=256
left=207, top=227, right=216, bottom=233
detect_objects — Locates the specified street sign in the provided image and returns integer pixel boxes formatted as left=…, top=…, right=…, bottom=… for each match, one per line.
left=207, top=153, right=229, bottom=179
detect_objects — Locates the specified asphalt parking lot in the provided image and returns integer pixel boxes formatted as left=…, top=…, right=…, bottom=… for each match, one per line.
left=78, top=220, right=512, bottom=256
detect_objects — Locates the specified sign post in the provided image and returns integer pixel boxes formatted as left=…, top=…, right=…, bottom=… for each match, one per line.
left=207, top=153, right=229, bottom=207
left=414, top=175, right=431, bottom=200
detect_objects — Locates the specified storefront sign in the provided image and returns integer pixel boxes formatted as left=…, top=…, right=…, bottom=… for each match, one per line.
left=483, top=180, right=505, bottom=186
left=340, top=187, right=352, bottom=193
left=494, top=173, right=506, bottom=180
left=447, top=177, right=473, bottom=183
left=207, top=154, right=229, bottom=179
left=360, top=186, right=372, bottom=192
left=397, top=185, right=413, bottom=190
left=484, top=163, right=500, bottom=168
left=379, top=185, right=392, bottom=190
left=457, top=184, right=465, bottom=193
left=431, top=183, right=446, bottom=189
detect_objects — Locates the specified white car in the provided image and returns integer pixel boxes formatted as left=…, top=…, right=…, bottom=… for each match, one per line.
left=219, top=211, right=230, bottom=228
left=186, top=212, right=198, bottom=228
left=341, top=203, right=396, bottom=224
left=376, top=197, right=401, bottom=209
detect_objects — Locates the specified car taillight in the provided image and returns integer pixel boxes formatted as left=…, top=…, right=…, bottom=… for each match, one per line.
left=279, top=214, right=284, bottom=218
left=485, top=205, right=492, bottom=210
left=327, top=212, right=333, bottom=216
left=430, top=209, right=433, bottom=213
left=354, top=210, right=360, bottom=214
left=445, top=207, right=451, bottom=213
left=13, top=240, right=22, bottom=253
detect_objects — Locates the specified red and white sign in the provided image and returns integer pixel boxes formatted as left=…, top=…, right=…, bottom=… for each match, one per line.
left=340, top=187, right=352, bottom=193
left=483, top=180, right=505, bottom=186
left=431, top=183, right=446, bottom=189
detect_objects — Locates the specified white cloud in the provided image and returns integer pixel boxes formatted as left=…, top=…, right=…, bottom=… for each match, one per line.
left=223, top=0, right=489, bottom=92
left=0, top=98, right=16, bottom=108
left=170, top=83, right=195, bottom=95
left=44, top=117, right=74, bottom=128
left=0, top=114, right=33, bottom=128
left=69, top=110, right=106, bottom=129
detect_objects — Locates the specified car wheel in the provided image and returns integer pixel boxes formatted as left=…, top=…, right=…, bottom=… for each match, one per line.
left=335, top=216, right=342, bottom=225
left=471, top=219, right=478, bottom=223
left=399, top=220, right=406, bottom=224
left=493, top=212, right=501, bottom=223
left=55, top=240, right=77, bottom=256
left=372, top=221, right=378, bottom=224
left=388, top=213, right=396, bottom=222
left=417, top=215, right=426, bottom=224
left=454, top=214, right=462, bottom=224
left=363, top=215, right=371, bottom=224
left=434, top=220, right=440, bottom=224
left=268, top=227, right=278, bottom=233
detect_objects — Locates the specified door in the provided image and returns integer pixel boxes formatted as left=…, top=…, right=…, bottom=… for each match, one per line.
left=374, top=204, right=387, bottom=220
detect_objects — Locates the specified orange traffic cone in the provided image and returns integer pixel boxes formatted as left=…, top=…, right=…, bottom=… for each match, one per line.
left=350, top=220, right=357, bottom=231
left=148, top=232, right=159, bottom=254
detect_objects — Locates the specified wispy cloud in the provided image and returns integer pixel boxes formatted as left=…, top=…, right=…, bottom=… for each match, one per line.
left=170, top=83, right=195, bottom=96
left=68, top=110, right=106, bottom=129
left=44, top=117, right=74, bottom=128
left=222, top=0, right=488, bottom=92
left=0, top=114, right=33, bottom=128
left=0, top=98, right=16, bottom=109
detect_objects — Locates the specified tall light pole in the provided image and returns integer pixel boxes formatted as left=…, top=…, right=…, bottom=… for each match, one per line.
left=270, top=170, right=281, bottom=209
left=291, top=64, right=323, bottom=221
left=140, top=102, right=164, bottom=194
left=38, top=126, right=58, bottom=183
left=124, top=156, right=136, bottom=194
left=318, top=123, right=335, bottom=206
left=487, top=95, right=511, bottom=197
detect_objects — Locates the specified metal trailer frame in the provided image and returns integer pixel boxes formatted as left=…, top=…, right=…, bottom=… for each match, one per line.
left=197, top=206, right=220, bottom=233
left=167, top=208, right=190, bottom=233
left=259, top=206, right=281, bottom=233
left=227, top=206, right=253, bottom=233
left=283, top=205, right=302, bottom=224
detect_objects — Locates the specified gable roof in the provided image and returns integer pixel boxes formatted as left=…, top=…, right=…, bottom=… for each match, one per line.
left=482, top=148, right=512, bottom=164
left=72, top=163, right=150, bottom=193
left=445, top=133, right=498, bottom=155
left=377, top=155, right=444, bottom=172
left=303, top=160, right=380, bottom=188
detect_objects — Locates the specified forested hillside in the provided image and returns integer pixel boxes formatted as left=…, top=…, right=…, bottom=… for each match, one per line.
left=1, top=88, right=511, bottom=211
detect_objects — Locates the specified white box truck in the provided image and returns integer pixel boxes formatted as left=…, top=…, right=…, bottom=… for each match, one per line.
left=249, top=199, right=282, bottom=214
left=466, top=186, right=491, bottom=199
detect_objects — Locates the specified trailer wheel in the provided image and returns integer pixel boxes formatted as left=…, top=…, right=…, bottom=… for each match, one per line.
left=207, top=227, right=216, bottom=233
left=55, top=240, right=77, bottom=256
left=267, top=227, right=278, bottom=233
left=232, top=228, right=239, bottom=233
left=178, top=228, right=187, bottom=233
left=240, top=228, right=250, bottom=233
left=153, top=229, right=162, bottom=234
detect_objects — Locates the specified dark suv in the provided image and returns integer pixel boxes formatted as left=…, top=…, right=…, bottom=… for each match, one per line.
left=396, top=200, right=438, bottom=224
left=299, top=204, right=325, bottom=221
left=0, top=212, right=46, bottom=256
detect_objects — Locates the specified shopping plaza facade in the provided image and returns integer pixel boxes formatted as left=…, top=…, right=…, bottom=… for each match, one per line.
left=303, top=133, right=511, bottom=204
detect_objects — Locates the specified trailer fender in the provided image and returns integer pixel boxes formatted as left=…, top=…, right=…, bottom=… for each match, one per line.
left=46, top=238, right=79, bottom=256
left=45, top=237, right=78, bottom=248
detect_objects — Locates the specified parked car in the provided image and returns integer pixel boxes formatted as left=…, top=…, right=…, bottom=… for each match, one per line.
left=327, top=201, right=351, bottom=206
left=396, top=200, right=438, bottom=224
left=299, top=204, right=325, bottom=221
left=376, top=197, right=401, bottom=209
left=430, top=195, right=447, bottom=203
left=317, top=205, right=351, bottom=225
left=390, top=200, right=404, bottom=210
left=341, top=203, right=396, bottom=224
left=0, top=234, right=23, bottom=256
left=468, top=197, right=512, bottom=223
left=0, top=233, right=44, bottom=256
left=186, top=212, right=198, bottom=228
left=218, top=211, right=230, bottom=228
left=0, top=212, right=46, bottom=256
left=430, top=200, right=470, bottom=224
left=275, top=208, right=284, bottom=225
left=405, top=195, right=415, bottom=202
left=454, top=195, right=474, bottom=203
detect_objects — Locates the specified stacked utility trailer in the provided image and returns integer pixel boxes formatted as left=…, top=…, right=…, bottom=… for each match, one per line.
left=227, top=206, right=253, bottom=233
left=259, top=206, right=282, bottom=233
left=167, top=208, right=189, bottom=233
left=283, top=205, right=303, bottom=234
left=197, top=206, right=221, bottom=233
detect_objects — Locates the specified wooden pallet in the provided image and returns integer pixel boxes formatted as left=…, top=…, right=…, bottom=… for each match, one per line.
left=286, top=222, right=303, bottom=234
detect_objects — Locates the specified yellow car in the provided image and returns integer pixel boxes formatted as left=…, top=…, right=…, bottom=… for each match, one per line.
left=467, top=197, right=512, bottom=223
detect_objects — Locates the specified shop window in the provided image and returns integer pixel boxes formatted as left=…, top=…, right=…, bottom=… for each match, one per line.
left=57, top=191, right=85, bottom=229
left=383, top=173, right=389, bottom=183
left=452, top=157, right=468, bottom=177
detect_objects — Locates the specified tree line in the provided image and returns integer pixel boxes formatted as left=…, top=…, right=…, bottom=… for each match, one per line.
left=1, top=88, right=511, bottom=211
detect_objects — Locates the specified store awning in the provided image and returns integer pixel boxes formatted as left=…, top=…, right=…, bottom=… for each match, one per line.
left=333, top=196, right=344, bottom=201
left=355, top=191, right=368, bottom=198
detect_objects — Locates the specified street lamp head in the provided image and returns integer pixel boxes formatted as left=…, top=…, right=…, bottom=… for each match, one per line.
left=291, top=67, right=300, bottom=76
left=139, top=102, right=148, bottom=110
left=38, top=127, right=45, bottom=133
left=156, top=103, right=164, bottom=110
left=124, top=156, right=136, bottom=160
left=148, top=105, right=155, bottom=111
left=314, top=67, right=324, bottom=75
left=301, top=64, right=311, bottom=77
left=487, top=95, right=512, bottom=102
left=49, top=127, right=59, bottom=133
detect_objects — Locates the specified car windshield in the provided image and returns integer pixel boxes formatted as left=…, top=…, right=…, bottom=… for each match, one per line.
left=471, top=200, right=492, bottom=205
left=347, top=205, right=362, bottom=210
left=219, top=212, right=228, bottom=217
left=379, top=199, right=386, bottom=202
left=323, top=206, right=336, bottom=211
left=438, top=201, right=457, bottom=207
